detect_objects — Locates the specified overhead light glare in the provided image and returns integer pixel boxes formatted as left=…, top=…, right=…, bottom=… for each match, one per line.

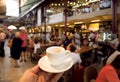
left=47, top=9, right=52, bottom=13
left=47, top=26, right=51, bottom=28
left=91, top=19, right=100, bottom=22
left=55, top=25, right=58, bottom=27
left=74, top=22, right=83, bottom=24
left=67, top=23, right=69, bottom=25
left=89, top=0, right=100, bottom=3
left=59, top=25, right=65, bottom=27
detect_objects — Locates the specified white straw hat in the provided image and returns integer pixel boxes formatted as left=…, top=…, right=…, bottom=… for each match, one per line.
left=8, top=25, right=17, bottom=30
left=106, top=51, right=120, bottom=64
left=19, top=26, right=26, bottom=30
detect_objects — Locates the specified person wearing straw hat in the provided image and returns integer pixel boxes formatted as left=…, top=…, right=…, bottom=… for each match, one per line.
left=96, top=51, right=120, bottom=82
left=0, top=28, right=6, bottom=57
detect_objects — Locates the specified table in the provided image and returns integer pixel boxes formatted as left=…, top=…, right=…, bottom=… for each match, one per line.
left=79, top=45, right=102, bottom=67
left=79, top=46, right=94, bottom=54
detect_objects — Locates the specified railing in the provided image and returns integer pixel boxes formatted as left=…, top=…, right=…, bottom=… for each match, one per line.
left=47, top=0, right=120, bottom=24
left=47, top=0, right=112, bottom=17
left=68, top=0, right=111, bottom=17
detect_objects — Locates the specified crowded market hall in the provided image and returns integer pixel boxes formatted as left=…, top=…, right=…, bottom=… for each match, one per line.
left=0, top=0, right=120, bottom=82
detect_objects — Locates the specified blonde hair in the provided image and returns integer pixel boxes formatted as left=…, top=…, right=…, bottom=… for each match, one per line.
left=15, top=32, right=20, bottom=37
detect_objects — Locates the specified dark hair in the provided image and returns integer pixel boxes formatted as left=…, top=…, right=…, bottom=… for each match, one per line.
left=55, top=38, right=61, bottom=42
left=81, top=38, right=88, bottom=43
left=69, top=45, right=76, bottom=52
left=81, top=38, right=89, bottom=46
left=34, top=37, right=39, bottom=44
left=111, top=55, right=120, bottom=69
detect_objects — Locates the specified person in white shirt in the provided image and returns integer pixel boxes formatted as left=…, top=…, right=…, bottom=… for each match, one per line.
left=46, top=32, right=51, bottom=43
left=34, top=38, right=40, bottom=54
left=110, top=34, right=119, bottom=49
left=67, top=43, right=82, bottom=65
left=66, top=43, right=82, bottom=82
left=74, top=31, right=80, bottom=46
left=70, top=52, right=82, bottom=65
left=111, top=38, right=119, bottom=48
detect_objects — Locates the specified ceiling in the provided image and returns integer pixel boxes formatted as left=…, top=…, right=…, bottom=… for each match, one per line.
left=0, top=0, right=44, bottom=25
left=0, top=0, right=18, bottom=25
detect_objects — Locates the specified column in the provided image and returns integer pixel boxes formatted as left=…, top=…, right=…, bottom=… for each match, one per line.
left=42, top=6, right=47, bottom=43
left=112, top=0, right=118, bottom=33
left=64, top=0, right=67, bottom=34
left=19, top=0, right=22, bottom=26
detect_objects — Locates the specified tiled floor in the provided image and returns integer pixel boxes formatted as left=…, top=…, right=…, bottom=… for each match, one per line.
left=0, top=40, right=36, bottom=82
left=0, top=40, right=103, bottom=82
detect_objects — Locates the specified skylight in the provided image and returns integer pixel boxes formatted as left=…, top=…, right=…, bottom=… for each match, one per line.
left=5, top=0, right=19, bottom=17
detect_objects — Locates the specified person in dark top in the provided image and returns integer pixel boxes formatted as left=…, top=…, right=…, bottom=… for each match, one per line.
left=117, top=44, right=120, bottom=51
left=11, top=32, right=23, bottom=67
left=63, top=34, right=75, bottom=49
left=117, top=38, right=120, bottom=52
left=0, top=28, right=6, bottom=57
left=53, top=38, right=62, bottom=46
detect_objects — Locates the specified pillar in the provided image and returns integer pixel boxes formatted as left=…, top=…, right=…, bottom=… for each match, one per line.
left=112, top=0, right=118, bottom=33
left=64, top=0, right=67, bottom=34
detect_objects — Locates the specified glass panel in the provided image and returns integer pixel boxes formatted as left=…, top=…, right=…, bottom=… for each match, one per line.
left=20, top=0, right=41, bottom=15
left=5, top=0, right=19, bottom=17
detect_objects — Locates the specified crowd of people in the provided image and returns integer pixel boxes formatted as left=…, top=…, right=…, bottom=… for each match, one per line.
left=0, top=26, right=120, bottom=82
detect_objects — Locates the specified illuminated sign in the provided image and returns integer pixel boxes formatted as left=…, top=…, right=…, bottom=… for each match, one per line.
left=89, top=23, right=99, bottom=31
